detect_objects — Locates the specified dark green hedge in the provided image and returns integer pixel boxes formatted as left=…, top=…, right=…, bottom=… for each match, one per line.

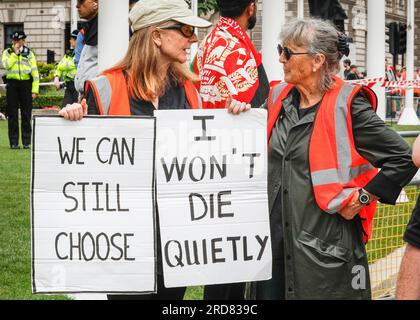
left=0, top=94, right=63, bottom=113
left=34, top=95, right=63, bottom=108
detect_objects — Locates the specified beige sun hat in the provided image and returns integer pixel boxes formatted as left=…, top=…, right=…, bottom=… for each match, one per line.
left=130, top=0, right=212, bottom=32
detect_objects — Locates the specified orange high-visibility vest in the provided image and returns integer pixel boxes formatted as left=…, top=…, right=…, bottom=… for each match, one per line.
left=267, top=77, right=378, bottom=243
left=85, top=69, right=202, bottom=115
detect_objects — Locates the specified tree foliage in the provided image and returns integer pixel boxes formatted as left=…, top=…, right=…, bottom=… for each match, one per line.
left=185, top=0, right=219, bottom=16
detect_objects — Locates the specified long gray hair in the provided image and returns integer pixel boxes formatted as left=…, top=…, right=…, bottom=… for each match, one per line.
left=279, top=18, right=344, bottom=92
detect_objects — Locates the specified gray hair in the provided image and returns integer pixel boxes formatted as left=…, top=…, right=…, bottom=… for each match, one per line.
left=279, top=18, right=343, bottom=92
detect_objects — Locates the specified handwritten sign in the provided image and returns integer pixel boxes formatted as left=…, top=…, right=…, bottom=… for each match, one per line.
left=31, top=116, right=156, bottom=294
left=156, top=109, right=272, bottom=288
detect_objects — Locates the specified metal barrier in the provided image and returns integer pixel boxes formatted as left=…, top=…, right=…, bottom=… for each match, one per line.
left=367, top=186, right=419, bottom=299
left=368, top=130, right=419, bottom=299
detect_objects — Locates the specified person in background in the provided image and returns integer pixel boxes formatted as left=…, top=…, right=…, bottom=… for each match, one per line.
left=74, top=0, right=98, bottom=68
left=346, top=64, right=360, bottom=80
left=194, top=0, right=269, bottom=110
left=385, top=64, right=396, bottom=82
left=395, top=66, right=406, bottom=114
left=74, top=0, right=99, bottom=94
left=396, top=134, right=420, bottom=300
left=74, top=31, right=84, bottom=68
left=343, top=58, right=351, bottom=79
left=1, top=31, right=39, bottom=149
left=54, top=30, right=80, bottom=107
left=414, top=68, right=420, bottom=117
left=401, top=66, right=407, bottom=80
left=386, top=64, right=398, bottom=119
left=74, top=0, right=138, bottom=68
left=395, top=66, right=406, bottom=81
left=59, top=0, right=215, bottom=300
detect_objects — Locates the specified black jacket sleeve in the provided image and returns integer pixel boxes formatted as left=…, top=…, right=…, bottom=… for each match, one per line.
left=351, top=93, right=418, bottom=204
left=83, top=83, right=100, bottom=115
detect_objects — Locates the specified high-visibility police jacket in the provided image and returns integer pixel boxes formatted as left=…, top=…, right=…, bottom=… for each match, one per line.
left=54, top=49, right=77, bottom=82
left=1, top=46, right=40, bottom=94
left=267, top=77, right=378, bottom=243
left=85, top=69, right=202, bottom=115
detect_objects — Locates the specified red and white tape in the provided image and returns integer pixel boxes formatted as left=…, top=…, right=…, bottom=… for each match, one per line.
left=270, top=78, right=420, bottom=91
left=347, top=77, right=420, bottom=90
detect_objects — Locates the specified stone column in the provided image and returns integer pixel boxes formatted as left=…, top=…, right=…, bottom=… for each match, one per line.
left=98, top=0, right=129, bottom=72
left=399, top=0, right=419, bottom=125
left=367, top=0, right=386, bottom=120
left=71, top=0, right=78, bottom=32
left=261, top=0, right=285, bottom=81
left=297, top=0, right=304, bottom=19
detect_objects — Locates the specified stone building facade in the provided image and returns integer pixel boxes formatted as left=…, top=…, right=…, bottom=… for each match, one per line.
left=0, top=0, right=72, bottom=62
left=0, top=0, right=418, bottom=71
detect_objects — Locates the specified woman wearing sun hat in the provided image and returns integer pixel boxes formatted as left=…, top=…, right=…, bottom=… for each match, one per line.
left=59, top=0, right=216, bottom=300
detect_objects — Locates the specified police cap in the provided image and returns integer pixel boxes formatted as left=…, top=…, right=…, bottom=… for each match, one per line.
left=11, top=30, right=27, bottom=40
left=70, top=29, right=79, bottom=39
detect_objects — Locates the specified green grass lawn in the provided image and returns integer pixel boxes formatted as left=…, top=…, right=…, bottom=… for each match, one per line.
left=0, top=119, right=419, bottom=299
left=0, top=121, right=68, bottom=299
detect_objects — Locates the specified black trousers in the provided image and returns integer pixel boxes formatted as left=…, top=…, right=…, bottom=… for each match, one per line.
left=204, top=282, right=246, bottom=300
left=404, top=194, right=420, bottom=248
left=6, top=80, right=33, bottom=147
left=255, top=258, right=285, bottom=300
left=62, top=81, right=79, bottom=108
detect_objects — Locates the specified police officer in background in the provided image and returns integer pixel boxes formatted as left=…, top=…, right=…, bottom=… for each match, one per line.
left=1, top=31, right=39, bottom=149
left=54, top=30, right=79, bottom=107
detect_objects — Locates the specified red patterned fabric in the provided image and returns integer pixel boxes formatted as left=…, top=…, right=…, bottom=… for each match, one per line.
left=194, top=17, right=261, bottom=109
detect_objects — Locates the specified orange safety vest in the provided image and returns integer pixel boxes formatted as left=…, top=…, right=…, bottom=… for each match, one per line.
left=267, top=77, right=378, bottom=243
left=85, top=69, right=202, bottom=115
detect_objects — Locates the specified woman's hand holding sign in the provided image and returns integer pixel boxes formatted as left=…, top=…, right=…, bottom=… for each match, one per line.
left=59, top=99, right=88, bottom=121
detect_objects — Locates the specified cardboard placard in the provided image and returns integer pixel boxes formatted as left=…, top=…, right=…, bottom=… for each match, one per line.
left=31, top=116, right=156, bottom=294
left=156, top=109, right=272, bottom=288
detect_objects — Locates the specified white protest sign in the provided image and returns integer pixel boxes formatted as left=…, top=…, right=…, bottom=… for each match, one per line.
left=31, top=116, right=156, bottom=294
left=156, top=109, right=272, bottom=288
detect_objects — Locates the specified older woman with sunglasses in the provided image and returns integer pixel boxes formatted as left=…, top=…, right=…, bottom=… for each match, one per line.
left=228, top=18, right=417, bottom=300
left=59, top=0, right=221, bottom=300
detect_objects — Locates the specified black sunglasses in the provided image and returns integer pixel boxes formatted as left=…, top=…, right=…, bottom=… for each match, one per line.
left=158, top=24, right=195, bottom=38
left=277, top=44, right=312, bottom=60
